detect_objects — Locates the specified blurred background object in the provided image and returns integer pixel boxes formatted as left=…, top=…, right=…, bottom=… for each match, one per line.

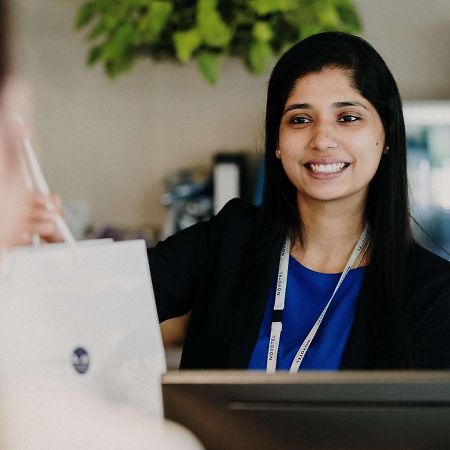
left=404, top=101, right=450, bottom=260
left=213, top=152, right=246, bottom=214
left=86, top=221, right=160, bottom=248
left=62, top=199, right=90, bottom=240
left=159, top=165, right=212, bottom=238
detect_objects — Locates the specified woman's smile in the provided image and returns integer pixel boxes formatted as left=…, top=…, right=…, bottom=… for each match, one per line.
left=304, top=160, right=351, bottom=177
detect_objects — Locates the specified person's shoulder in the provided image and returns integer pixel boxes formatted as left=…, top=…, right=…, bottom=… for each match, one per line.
left=206, top=199, right=261, bottom=250
left=213, top=198, right=260, bottom=227
left=409, top=243, right=450, bottom=297
left=216, top=198, right=260, bottom=217
left=410, top=244, right=450, bottom=278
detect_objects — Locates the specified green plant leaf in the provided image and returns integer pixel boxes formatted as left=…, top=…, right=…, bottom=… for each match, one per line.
left=76, top=1, right=97, bottom=29
left=197, top=51, right=219, bottom=84
left=88, top=20, right=106, bottom=39
left=314, top=0, right=341, bottom=28
left=87, top=45, right=103, bottom=65
left=197, top=0, right=232, bottom=48
left=173, top=28, right=202, bottom=63
left=105, top=53, right=135, bottom=78
left=249, top=0, right=293, bottom=16
left=298, top=23, right=324, bottom=40
left=280, top=40, right=295, bottom=53
left=282, top=1, right=315, bottom=32
left=249, top=40, right=272, bottom=75
left=252, top=21, right=273, bottom=43
left=101, top=23, right=136, bottom=61
left=102, top=11, right=121, bottom=32
left=336, top=0, right=361, bottom=32
left=139, top=1, right=173, bottom=41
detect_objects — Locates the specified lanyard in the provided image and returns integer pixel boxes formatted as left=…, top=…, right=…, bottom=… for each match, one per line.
left=266, top=225, right=370, bottom=373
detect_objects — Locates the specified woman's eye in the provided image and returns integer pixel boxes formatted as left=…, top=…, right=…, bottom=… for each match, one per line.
left=338, top=115, right=360, bottom=122
left=290, top=116, right=311, bottom=125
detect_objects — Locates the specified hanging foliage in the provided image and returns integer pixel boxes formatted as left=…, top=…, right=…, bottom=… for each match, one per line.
left=74, top=0, right=361, bottom=84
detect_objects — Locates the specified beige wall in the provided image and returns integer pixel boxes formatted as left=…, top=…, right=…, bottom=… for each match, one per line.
left=13, top=0, right=450, bottom=230
left=356, top=0, right=450, bottom=99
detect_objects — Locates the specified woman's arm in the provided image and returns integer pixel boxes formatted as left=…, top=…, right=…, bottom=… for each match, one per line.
left=148, top=198, right=259, bottom=324
left=148, top=219, right=212, bottom=323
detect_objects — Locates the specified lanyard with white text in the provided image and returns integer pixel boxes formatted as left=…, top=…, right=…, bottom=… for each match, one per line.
left=266, top=225, right=370, bottom=373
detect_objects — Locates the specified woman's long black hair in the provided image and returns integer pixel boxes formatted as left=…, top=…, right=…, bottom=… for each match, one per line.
left=260, top=32, right=414, bottom=368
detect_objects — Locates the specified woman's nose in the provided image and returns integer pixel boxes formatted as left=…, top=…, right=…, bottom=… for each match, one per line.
left=309, top=124, right=338, bottom=150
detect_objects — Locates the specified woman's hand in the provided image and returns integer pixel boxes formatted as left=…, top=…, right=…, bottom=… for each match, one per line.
left=14, top=191, right=65, bottom=245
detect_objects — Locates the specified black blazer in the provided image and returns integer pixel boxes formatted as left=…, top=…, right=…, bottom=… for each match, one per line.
left=148, top=199, right=450, bottom=370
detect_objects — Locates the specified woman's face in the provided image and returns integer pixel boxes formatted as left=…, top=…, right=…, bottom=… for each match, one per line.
left=278, top=67, right=385, bottom=207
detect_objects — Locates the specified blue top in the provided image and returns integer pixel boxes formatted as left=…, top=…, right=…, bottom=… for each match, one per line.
left=248, top=256, right=366, bottom=371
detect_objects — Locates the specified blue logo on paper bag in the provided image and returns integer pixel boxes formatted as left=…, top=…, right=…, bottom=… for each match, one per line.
left=72, top=347, right=90, bottom=374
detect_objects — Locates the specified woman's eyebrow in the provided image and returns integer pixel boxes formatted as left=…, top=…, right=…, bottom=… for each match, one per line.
left=334, top=101, right=368, bottom=110
left=283, top=100, right=368, bottom=115
left=283, top=103, right=311, bottom=114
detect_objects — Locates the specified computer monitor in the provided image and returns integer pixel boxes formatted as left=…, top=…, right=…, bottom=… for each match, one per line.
left=162, top=370, right=450, bottom=450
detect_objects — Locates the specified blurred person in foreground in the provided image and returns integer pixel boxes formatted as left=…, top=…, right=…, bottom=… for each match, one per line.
left=0, top=0, right=25, bottom=247
left=0, top=2, right=202, bottom=449
left=0, top=0, right=60, bottom=247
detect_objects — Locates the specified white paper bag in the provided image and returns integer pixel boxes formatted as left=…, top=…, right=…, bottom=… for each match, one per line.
left=0, top=239, right=167, bottom=416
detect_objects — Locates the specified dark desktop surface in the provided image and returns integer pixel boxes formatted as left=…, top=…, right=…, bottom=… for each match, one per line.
left=162, top=371, right=450, bottom=450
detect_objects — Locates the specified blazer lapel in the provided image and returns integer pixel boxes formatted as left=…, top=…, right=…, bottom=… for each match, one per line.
left=340, top=281, right=372, bottom=369
left=227, top=233, right=283, bottom=368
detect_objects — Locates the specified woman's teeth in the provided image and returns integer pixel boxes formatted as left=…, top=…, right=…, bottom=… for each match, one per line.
left=310, top=162, right=348, bottom=174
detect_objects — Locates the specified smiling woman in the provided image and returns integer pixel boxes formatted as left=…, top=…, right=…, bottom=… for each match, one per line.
left=148, top=32, right=450, bottom=371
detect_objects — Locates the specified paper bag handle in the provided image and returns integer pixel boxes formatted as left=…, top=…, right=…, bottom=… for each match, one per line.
left=15, top=114, right=77, bottom=248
